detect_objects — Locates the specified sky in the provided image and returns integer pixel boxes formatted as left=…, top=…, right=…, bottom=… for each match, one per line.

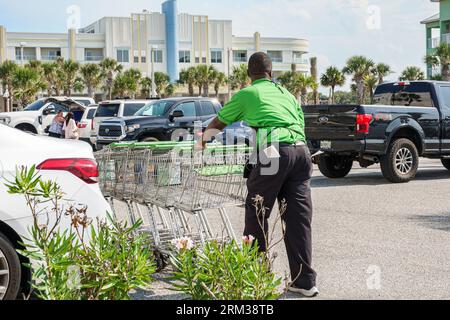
left=0, top=0, right=439, bottom=91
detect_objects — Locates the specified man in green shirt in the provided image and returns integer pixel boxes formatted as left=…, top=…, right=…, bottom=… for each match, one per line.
left=200, top=52, right=318, bottom=297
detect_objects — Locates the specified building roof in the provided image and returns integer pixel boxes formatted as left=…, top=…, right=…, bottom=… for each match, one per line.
left=421, top=13, right=440, bottom=24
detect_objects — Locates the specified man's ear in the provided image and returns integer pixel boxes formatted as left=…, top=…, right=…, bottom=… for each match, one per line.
left=268, top=71, right=273, bottom=79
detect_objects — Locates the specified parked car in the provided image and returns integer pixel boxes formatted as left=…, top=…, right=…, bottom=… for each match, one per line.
left=77, top=105, right=97, bottom=144
left=0, top=97, right=94, bottom=135
left=95, top=98, right=221, bottom=150
left=201, top=117, right=253, bottom=146
left=90, top=100, right=150, bottom=147
left=0, top=123, right=111, bottom=300
left=304, top=80, right=450, bottom=183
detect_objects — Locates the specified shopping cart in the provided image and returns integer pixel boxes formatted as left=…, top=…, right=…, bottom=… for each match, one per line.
left=96, top=141, right=252, bottom=260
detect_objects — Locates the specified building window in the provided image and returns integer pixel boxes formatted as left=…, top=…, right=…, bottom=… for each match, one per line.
left=267, top=51, right=283, bottom=63
left=211, top=50, right=223, bottom=64
left=141, top=56, right=147, bottom=63
left=179, top=50, right=191, bottom=63
left=202, top=57, right=207, bottom=63
left=233, top=50, right=247, bottom=63
left=134, top=56, right=139, bottom=63
left=117, top=49, right=129, bottom=63
left=195, top=57, right=200, bottom=63
left=15, top=47, right=36, bottom=61
left=152, top=50, right=163, bottom=63
left=85, top=49, right=104, bottom=61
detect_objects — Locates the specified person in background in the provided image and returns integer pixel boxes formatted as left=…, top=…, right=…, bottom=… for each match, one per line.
left=48, top=111, right=65, bottom=138
left=63, top=112, right=79, bottom=140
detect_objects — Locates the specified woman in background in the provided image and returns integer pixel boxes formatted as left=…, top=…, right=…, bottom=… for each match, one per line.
left=48, top=111, right=65, bottom=138
left=62, top=112, right=79, bottom=140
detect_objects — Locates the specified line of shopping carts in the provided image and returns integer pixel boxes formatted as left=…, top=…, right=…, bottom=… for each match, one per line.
left=95, top=141, right=251, bottom=267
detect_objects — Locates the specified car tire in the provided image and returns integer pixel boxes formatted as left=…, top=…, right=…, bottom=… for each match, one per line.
left=380, top=138, right=419, bottom=183
left=0, top=233, right=21, bottom=300
left=15, top=124, right=37, bottom=134
left=317, top=154, right=353, bottom=179
left=140, top=137, right=159, bottom=143
left=441, top=158, right=450, bottom=171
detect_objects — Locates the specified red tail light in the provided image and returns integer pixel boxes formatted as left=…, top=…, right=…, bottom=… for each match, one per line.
left=91, top=120, right=95, bottom=131
left=356, top=114, right=373, bottom=134
left=37, top=158, right=99, bottom=184
left=77, top=123, right=87, bottom=129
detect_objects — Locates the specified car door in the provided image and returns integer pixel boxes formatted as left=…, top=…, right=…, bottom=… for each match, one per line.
left=199, top=100, right=218, bottom=122
left=437, top=85, right=450, bottom=153
left=169, top=101, right=198, bottom=140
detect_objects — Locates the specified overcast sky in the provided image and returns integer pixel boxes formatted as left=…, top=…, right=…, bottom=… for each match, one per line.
left=0, top=0, right=439, bottom=90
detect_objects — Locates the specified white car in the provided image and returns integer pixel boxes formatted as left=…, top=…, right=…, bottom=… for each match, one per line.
left=0, top=97, right=95, bottom=135
left=90, top=100, right=149, bottom=147
left=77, top=105, right=97, bottom=144
left=0, top=124, right=111, bottom=300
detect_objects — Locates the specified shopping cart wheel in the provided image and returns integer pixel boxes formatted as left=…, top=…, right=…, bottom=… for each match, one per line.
left=153, top=248, right=168, bottom=272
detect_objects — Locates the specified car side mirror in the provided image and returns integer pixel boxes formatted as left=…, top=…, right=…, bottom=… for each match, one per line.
left=43, top=106, right=56, bottom=116
left=170, top=110, right=184, bottom=121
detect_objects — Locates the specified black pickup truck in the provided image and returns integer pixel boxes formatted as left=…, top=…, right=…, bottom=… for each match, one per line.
left=305, top=81, right=450, bottom=183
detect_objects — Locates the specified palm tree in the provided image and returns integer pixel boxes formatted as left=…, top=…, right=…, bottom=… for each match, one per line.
left=399, top=66, right=425, bottom=81
left=112, top=74, right=130, bottom=98
left=41, top=62, right=58, bottom=96
left=278, top=71, right=316, bottom=105
left=140, top=77, right=153, bottom=98
left=374, top=63, right=392, bottom=84
left=154, top=72, right=170, bottom=97
left=229, top=64, right=250, bottom=90
left=320, top=66, right=346, bottom=104
left=100, top=58, right=123, bottom=100
left=193, top=65, right=211, bottom=96
left=57, top=59, right=80, bottom=96
left=179, top=67, right=196, bottom=96
left=213, top=72, right=227, bottom=97
left=122, top=68, right=142, bottom=99
left=343, top=56, right=375, bottom=104
left=0, top=61, right=18, bottom=107
left=425, top=42, right=450, bottom=81
left=364, top=74, right=378, bottom=102
left=12, top=67, right=45, bottom=108
left=79, top=63, right=103, bottom=98
left=164, top=83, right=175, bottom=98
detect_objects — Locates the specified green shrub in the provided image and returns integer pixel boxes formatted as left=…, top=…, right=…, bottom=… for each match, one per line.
left=169, top=236, right=282, bottom=300
left=5, top=166, right=155, bottom=300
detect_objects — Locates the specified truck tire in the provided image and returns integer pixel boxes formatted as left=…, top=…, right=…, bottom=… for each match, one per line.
left=0, top=232, right=21, bottom=300
left=380, top=138, right=419, bottom=183
left=140, top=137, right=159, bottom=143
left=317, top=155, right=353, bottom=179
left=15, top=124, right=37, bottom=134
left=441, top=159, right=450, bottom=171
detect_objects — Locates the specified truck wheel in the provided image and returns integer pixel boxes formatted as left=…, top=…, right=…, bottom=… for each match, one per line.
left=15, top=124, right=37, bottom=134
left=0, top=233, right=21, bottom=300
left=140, top=137, right=159, bottom=143
left=441, top=159, right=450, bottom=171
left=317, top=155, right=353, bottom=179
left=380, top=138, right=419, bottom=183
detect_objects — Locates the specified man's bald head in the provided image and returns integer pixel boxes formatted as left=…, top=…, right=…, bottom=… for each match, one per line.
left=248, top=52, right=273, bottom=81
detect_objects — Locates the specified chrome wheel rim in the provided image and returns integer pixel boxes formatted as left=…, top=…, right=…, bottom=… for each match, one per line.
left=395, top=148, right=413, bottom=175
left=0, top=247, right=10, bottom=300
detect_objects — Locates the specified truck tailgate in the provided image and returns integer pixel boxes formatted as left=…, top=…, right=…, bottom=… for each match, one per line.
left=303, top=105, right=361, bottom=140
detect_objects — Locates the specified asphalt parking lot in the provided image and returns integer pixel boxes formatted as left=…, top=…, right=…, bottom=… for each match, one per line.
left=120, top=158, right=450, bottom=300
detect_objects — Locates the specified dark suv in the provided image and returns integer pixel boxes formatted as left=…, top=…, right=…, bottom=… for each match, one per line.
left=96, top=97, right=222, bottom=148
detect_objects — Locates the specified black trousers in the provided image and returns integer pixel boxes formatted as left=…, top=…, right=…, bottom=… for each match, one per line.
left=244, top=144, right=316, bottom=289
left=48, top=132, right=61, bottom=138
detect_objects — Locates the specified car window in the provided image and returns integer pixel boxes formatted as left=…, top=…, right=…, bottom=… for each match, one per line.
left=173, top=101, right=197, bottom=117
left=200, top=101, right=216, bottom=116
left=24, top=99, right=46, bottom=111
left=86, top=109, right=97, bottom=119
left=96, top=104, right=120, bottom=117
left=439, top=86, right=450, bottom=109
left=373, top=83, right=435, bottom=108
left=135, top=101, right=175, bottom=116
left=75, top=99, right=93, bottom=106
left=123, top=103, right=147, bottom=116
left=49, top=103, right=69, bottom=113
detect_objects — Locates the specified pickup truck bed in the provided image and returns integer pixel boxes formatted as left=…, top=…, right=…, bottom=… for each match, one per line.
left=304, top=81, right=450, bottom=183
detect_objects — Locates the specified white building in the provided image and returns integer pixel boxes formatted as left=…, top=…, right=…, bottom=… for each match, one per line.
left=0, top=1, right=309, bottom=79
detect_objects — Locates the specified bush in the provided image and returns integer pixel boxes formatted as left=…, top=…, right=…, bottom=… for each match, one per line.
left=169, top=236, right=282, bottom=300
left=5, top=166, right=155, bottom=300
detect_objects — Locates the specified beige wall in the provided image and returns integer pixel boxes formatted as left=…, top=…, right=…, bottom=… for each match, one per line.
left=0, top=26, right=6, bottom=63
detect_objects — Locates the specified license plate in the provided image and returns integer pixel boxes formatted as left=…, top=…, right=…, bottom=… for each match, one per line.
left=321, top=141, right=332, bottom=149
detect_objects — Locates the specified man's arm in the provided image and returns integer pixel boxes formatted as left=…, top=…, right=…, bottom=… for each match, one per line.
left=199, top=117, right=227, bottom=148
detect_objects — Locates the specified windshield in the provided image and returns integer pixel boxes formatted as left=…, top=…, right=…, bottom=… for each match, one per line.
left=96, top=104, right=120, bottom=117
left=373, top=83, right=435, bottom=108
left=135, top=101, right=175, bottom=117
left=24, top=99, right=46, bottom=111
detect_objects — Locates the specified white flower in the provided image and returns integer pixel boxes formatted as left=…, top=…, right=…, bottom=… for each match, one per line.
left=171, top=237, right=195, bottom=251
left=243, top=235, right=255, bottom=245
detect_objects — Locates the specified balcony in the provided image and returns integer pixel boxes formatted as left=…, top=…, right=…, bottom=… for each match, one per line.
left=15, top=54, right=37, bottom=61
left=41, top=55, right=60, bottom=61
left=84, top=55, right=104, bottom=62
left=84, top=48, right=104, bottom=62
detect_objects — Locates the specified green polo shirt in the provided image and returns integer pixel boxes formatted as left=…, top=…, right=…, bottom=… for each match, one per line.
left=218, top=78, right=306, bottom=145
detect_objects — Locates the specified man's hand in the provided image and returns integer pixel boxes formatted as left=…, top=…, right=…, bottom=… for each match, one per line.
left=195, top=139, right=207, bottom=150
left=195, top=117, right=227, bottom=150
